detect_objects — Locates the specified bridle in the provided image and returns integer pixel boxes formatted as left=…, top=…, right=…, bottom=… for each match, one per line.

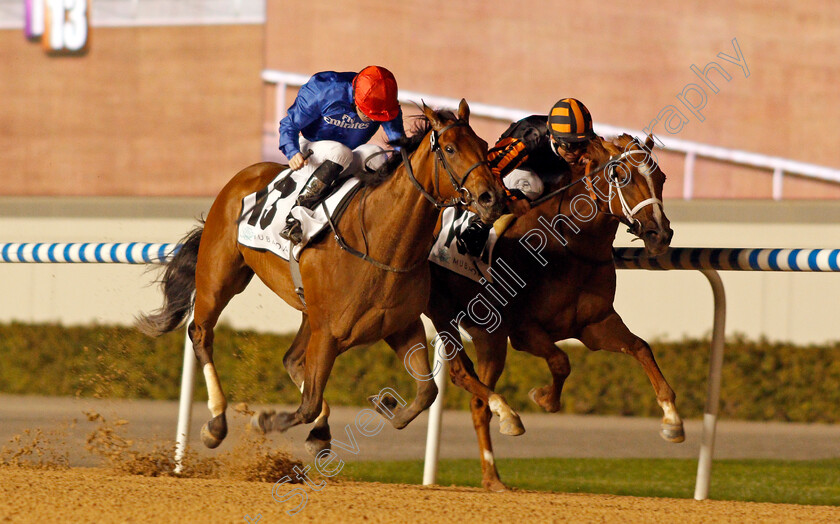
left=323, top=119, right=489, bottom=274
left=520, top=140, right=666, bottom=266
left=585, top=144, right=664, bottom=235
left=401, top=120, right=488, bottom=209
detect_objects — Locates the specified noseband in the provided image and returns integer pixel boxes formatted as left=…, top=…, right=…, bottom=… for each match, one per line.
left=586, top=147, right=664, bottom=234
left=401, top=121, right=488, bottom=209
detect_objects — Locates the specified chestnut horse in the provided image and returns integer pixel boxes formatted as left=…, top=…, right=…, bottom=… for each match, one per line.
left=137, top=101, right=507, bottom=451
left=426, top=134, right=679, bottom=490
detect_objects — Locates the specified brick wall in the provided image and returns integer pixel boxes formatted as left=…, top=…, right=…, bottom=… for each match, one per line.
left=1, top=25, right=263, bottom=196
left=263, top=0, right=840, bottom=199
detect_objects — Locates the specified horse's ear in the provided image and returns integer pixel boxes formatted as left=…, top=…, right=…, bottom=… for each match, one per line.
left=422, top=100, right=443, bottom=128
left=457, top=98, right=470, bottom=123
left=644, top=134, right=656, bottom=151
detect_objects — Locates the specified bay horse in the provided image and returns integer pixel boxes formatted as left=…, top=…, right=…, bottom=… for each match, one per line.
left=426, top=134, right=679, bottom=490
left=137, top=100, right=507, bottom=451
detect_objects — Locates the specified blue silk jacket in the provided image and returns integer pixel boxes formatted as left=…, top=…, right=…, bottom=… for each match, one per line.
left=278, top=71, right=405, bottom=159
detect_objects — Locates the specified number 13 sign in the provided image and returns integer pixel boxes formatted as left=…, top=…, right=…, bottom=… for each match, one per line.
left=25, top=0, right=90, bottom=54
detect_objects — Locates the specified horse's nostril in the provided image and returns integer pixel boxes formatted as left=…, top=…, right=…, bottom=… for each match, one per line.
left=477, top=191, right=494, bottom=207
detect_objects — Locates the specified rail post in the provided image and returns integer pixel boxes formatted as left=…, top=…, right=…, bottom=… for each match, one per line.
left=173, top=311, right=195, bottom=474
left=694, top=269, right=726, bottom=500
left=423, top=337, right=449, bottom=485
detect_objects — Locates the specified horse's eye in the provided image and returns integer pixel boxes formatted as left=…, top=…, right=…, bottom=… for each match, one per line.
left=445, top=145, right=455, bottom=154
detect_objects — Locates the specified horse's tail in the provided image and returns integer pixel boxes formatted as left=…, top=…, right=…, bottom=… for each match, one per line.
left=135, top=225, right=204, bottom=337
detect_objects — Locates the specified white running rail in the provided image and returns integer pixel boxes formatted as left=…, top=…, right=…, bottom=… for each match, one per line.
left=262, top=69, right=840, bottom=201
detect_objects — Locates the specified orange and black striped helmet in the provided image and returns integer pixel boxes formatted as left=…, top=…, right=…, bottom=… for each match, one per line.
left=547, top=98, right=594, bottom=142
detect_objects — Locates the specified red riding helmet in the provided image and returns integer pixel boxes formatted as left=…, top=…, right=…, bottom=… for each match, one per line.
left=353, top=65, right=400, bottom=122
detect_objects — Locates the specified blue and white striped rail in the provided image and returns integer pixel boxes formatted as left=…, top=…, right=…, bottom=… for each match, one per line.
left=4, top=241, right=839, bottom=497
left=614, top=247, right=840, bottom=272
left=0, top=242, right=180, bottom=264
left=6, top=243, right=836, bottom=271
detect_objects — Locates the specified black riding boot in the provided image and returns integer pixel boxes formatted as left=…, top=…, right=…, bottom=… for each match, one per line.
left=456, top=216, right=492, bottom=258
left=279, top=160, right=344, bottom=244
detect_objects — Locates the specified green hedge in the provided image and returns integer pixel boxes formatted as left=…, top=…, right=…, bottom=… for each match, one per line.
left=1, top=322, right=838, bottom=423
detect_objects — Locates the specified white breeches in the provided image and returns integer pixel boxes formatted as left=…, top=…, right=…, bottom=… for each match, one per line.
left=504, top=168, right=545, bottom=200
left=297, top=138, right=387, bottom=179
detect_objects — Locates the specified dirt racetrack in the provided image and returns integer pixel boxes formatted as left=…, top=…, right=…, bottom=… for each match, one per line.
left=1, top=466, right=837, bottom=523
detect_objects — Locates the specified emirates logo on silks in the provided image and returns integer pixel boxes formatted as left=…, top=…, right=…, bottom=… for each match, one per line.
left=322, top=113, right=371, bottom=130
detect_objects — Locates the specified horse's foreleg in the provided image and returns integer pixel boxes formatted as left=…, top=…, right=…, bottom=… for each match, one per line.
left=448, top=329, right=524, bottom=437
left=469, top=332, right=509, bottom=491
left=509, top=327, right=571, bottom=413
left=191, top=253, right=254, bottom=449
left=280, top=315, right=333, bottom=456
left=371, top=319, right=438, bottom=429
left=579, top=311, right=684, bottom=443
left=426, top=277, right=521, bottom=435
left=255, top=330, right=338, bottom=434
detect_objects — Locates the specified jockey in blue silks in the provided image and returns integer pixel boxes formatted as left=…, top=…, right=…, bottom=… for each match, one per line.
left=277, top=65, right=406, bottom=244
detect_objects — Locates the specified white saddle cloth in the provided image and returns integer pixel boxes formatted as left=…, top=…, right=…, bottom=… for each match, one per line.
left=428, top=207, right=501, bottom=283
left=237, top=169, right=359, bottom=260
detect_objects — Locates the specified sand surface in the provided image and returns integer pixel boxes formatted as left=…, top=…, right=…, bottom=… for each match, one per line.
left=1, top=466, right=838, bottom=523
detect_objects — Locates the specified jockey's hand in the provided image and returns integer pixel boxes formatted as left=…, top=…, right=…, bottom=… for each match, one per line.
left=289, top=152, right=309, bottom=171
left=508, top=198, right=531, bottom=217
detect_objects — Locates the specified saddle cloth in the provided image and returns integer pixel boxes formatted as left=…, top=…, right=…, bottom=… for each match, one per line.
left=428, top=208, right=515, bottom=283
left=237, top=169, right=360, bottom=261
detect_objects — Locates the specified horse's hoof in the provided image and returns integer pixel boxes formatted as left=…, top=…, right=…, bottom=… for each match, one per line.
left=201, top=414, right=227, bottom=449
left=260, top=411, right=299, bottom=433
left=483, top=478, right=508, bottom=492
left=499, top=414, right=525, bottom=436
left=304, top=425, right=332, bottom=457
left=250, top=410, right=274, bottom=434
left=305, top=436, right=331, bottom=457
left=660, top=422, right=685, bottom=443
left=368, top=394, right=400, bottom=423
left=528, top=386, right=561, bottom=413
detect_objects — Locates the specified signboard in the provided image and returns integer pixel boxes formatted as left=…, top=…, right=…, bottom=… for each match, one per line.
left=25, top=0, right=90, bottom=54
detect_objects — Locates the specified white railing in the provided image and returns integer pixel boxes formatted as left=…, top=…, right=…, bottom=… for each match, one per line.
left=262, top=69, right=840, bottom=201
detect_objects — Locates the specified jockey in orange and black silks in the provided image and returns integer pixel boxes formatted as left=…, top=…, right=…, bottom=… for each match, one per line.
left=278, top=66, right=406, bottom=244
left=457, top=98, right=598, bottom=257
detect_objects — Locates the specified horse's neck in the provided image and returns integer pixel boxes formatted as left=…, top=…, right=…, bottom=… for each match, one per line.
left=530, top=174, right=619, bottom=262
left=342, top=149, right=440, bottom=267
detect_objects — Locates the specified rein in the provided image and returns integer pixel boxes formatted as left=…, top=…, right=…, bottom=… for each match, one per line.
left=529, top=170, right=593, bottom=207
left=587, top=148, right=664, bottom=234
left=322, top=200, right=428, bottom=273
left=524, top=146, right=664, bottom=265
left=540, top=162, right=616, bottom=266
left=324, top=120, right=486, bottom=273
left=401, top=121, right=487, bottom=209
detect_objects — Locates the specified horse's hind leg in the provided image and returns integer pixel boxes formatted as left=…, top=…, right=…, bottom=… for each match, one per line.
left=509, top=326, right=571, bottom=413
left=255, top=329, right=339, bottom=433
left=277, top=315, right=332, bottom=457
left=369, top=319, right=438, bottom=429
left=579, top=310, right=685, bottom=443
left=446, top=328, right=524, bottom=437
left=191, top=244, right=254, bottom=449
left=426, top=290, right=523, bottom=436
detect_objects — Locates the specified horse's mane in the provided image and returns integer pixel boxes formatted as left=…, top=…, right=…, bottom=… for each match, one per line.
left=354, top=109, right=459, bottom=187
left=585, top=134, right=629, bottom=168
left=538, top=134, right=644, bottom=195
